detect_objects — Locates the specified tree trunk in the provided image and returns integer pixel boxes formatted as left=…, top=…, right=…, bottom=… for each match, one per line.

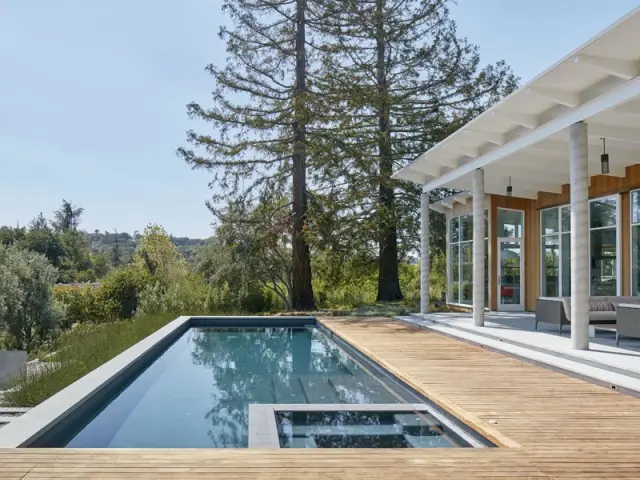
left=291, top=0, right=315, bottom=310
left=375, top=0, right=403, bottom=302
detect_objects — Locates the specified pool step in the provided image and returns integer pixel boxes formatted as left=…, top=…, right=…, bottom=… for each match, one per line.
left=273, top=378, right=307, bottom=403
left=329, top=375, right=399, bottom=403
left=298, top=375, right=341, bottom=403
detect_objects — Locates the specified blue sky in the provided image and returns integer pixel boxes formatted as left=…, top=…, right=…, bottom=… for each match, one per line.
left=1, top=1, right=638, bottom=238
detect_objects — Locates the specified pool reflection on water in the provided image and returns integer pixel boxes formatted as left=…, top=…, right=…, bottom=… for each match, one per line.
left=64, top=327, right=408, bottom=448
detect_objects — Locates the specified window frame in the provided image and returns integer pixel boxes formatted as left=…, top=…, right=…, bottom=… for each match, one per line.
left=539, top=194, right=621, bottom=298
left=630, top=189, right=640, bottom=296
left=446, top=210, right=488, bottom=306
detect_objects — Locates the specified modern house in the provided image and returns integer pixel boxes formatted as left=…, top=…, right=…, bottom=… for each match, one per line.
left=393, top=8, right=640, bottom=350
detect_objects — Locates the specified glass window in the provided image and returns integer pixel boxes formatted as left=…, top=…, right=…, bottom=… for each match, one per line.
left=484, top=238, right=489, bottom=308
left=541, top=209, right=559, bottom=235
left=633, top=225, right=640, bottom=296
left=449, top=244, right=459, bottom=303
left=497, top=209, right=524, bottom=238
left=631, top=191, right=640, bottom=296
left=633, top=192, right=640, bottom=225
left=541, top=235, right=560, bottom=297
left=590, top=196, right=617, bottom=228
left=449, top=217, right=459, bottom=243
left=460, top=214, right=473, bottom=242
left=484, top=210, right=488, bottom=239
left=561, top=206, right=571, bottom=233
left=590, top=228, right=617, bottom=296
left=561, top=233, right=571, bottom=297
left=447, top=211, right=488, bottom=305
left=461, top=243, right=473, bottom=305
left=541, top=197, right=619, bottom=298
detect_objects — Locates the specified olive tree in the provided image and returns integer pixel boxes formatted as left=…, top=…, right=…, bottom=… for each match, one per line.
left=0, top=244, right=62, bottom=352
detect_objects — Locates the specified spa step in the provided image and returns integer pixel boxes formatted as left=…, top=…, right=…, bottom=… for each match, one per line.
left=288, top=436, right=318, bottom=448
left=329, top=375, right=399, bottom=403
left=291, top=424, right=403, bottom=437
left=393, top=413, right=439, bottom=428
left=403, top=433, right=451, bottom=448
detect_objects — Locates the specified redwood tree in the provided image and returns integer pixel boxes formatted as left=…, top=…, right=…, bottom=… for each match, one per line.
left=312, top=0, right=517, bottom=301
left=178, top=0, right=315, bottom=309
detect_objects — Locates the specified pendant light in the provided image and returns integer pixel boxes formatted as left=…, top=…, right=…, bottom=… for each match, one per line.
left=506, top=176, right=512, bottom=197
left=601, top=137, right=610, bottom=175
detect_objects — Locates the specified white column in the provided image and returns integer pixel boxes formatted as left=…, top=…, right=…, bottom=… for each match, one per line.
left=420, top=192, right=430, bottom=314
left=472, top=169, right=485, bottom=326
left=570, top=122, right=590, bottom=350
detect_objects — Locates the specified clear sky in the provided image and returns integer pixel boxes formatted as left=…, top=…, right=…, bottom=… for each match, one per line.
left=1, top=0, right=638, bottom=238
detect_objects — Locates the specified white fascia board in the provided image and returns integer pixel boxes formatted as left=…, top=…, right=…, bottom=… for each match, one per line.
left=423, top=76, right=640, bottom=193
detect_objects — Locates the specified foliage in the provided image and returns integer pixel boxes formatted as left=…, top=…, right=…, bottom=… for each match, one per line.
left=137, top=274, right=215, bottom=316
left=100, top=266, right=150, bottom=319
left=133, top=224, right=186, bottom=285
left=2, top=313, right=178, bottom=407
left=205, top=198, right=294, bottom=309
left=0, top=244, right=63, bottom=352
left=52, top=284, right=118, bottom=328
left=309, top=0, right=517, bottom=301
left=428, top=253, right=447, bottom=300
left=92, top=251, right=111, bottom=278
left=52, top=199, right=84, bottom=232
left=195, top=238, right=278, bottom=314
left=177, top=0, right=317, bottom=309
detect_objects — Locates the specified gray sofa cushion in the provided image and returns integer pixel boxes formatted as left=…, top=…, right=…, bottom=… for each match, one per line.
left=588, top=311, right=617, bottom=322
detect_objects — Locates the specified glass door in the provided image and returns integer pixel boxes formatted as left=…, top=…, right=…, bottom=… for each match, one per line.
left=498, top=237, right=524, bottom=311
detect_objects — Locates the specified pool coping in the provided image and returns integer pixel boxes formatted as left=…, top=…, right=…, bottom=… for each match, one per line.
left=0, top=316, right=315, bottom=448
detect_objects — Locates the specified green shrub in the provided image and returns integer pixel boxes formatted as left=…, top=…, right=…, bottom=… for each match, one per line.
left=137, top=274, right=274, bottom=316
left=0, top=244, right=62, bottom=352
left=137, top=274, right=214, bottom=316
left=429, top=253, right=447, bottom=300
left=241, top=290, right=269, bottom=313
left=3, top=312, right=178, bottom=407
left=53, top=284, right=118, bottom=327
left=100, top=266, right=149, bottom=319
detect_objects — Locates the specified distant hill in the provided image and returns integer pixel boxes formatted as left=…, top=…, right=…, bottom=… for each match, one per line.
left=88, top=230, right=209, bottom=263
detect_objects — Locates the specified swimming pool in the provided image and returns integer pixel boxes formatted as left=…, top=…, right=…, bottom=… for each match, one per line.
left=1, top=318, right=492, bottom=449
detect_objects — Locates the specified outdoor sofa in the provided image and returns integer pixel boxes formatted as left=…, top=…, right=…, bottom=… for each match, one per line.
left=615, top=303, right=640, bottom=345
left=535, top=296, right=640, bottom=336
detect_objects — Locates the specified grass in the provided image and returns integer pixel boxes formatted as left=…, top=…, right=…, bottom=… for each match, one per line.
left=2, top=312, right=179, bottom=407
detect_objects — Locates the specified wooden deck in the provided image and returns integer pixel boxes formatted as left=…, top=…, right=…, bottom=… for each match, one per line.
left=3, top=317, right=640, bottom=479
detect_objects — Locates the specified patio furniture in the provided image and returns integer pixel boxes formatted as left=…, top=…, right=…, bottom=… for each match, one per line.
left=534, top=296, right=628, bottom=334
left=615, top=303, right=640, bottom=346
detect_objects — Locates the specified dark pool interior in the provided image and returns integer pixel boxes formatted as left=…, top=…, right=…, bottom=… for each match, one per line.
left=31, top=325, right=484, bottom=449
left=276, top=410, right=461, bottom=448
left=60, top=327, right=423, bottom=448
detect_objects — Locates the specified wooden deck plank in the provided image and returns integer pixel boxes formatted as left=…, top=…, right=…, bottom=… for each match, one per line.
left=3, top=316, right=640, bottom=478
left=320, top=318, right=640, bottom=450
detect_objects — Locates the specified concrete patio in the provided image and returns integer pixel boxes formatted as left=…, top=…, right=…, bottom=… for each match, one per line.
left=398, top=312, right=640, bottom=391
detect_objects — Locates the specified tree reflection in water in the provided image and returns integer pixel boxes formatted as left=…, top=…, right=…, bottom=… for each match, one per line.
left=189, top=327, right=400, bottom=447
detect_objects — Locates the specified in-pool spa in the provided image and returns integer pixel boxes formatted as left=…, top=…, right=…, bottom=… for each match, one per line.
left=13, top=320, right=492, bottom=449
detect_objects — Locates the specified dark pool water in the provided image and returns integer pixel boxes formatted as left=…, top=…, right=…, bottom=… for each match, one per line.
left=65, top=327, right=409, bottom=448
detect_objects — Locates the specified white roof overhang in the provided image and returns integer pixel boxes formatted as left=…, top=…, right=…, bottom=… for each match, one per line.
left=393, top=8, right=640, bottom=199
left=429, top=191, right=472, bottom=214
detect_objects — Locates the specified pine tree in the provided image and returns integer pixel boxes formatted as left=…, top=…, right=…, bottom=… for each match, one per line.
left=312, top=0, right=517, bottom=301
left=178, top=0, right=317, bottom=310
left=52, top=199, right=84, bottom=232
